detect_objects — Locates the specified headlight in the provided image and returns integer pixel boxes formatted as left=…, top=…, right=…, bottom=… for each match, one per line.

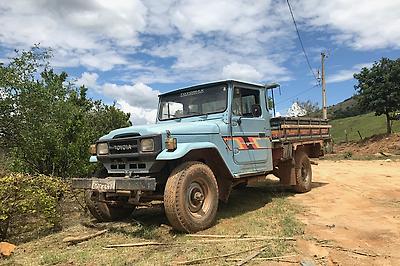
left=140, top=138, right=154, bottom=152
left=97, top=143, right=109, bottom=155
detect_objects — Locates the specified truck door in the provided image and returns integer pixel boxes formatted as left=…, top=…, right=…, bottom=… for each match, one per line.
left=229, top=86, right=272, bottom=171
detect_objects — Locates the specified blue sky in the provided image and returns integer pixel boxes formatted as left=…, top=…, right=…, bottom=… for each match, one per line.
left=1, top=0, right=399, bottom=123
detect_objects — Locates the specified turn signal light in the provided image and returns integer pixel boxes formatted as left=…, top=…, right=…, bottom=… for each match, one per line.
left=166, top=137, right=177, bottom=151
left=89, top=144, right=96, bottom=155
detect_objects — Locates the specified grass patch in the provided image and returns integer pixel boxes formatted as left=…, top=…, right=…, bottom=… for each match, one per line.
left=3, top=182, right=304, bottom=266
left=330, top=112, right=400, bottom=143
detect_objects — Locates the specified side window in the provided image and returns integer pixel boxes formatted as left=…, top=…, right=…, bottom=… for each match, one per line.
left=232, top=87, right=261, bottom=117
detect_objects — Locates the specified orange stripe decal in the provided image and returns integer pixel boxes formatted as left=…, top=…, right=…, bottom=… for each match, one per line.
left=223, top=136, right=269, bottom=150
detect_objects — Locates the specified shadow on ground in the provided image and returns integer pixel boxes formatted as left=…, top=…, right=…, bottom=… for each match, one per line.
left=311, top=181, right=329, bottom=189
left=79, top=182, right=329, bottom=239
left=126, top=180, right=326, bottom=227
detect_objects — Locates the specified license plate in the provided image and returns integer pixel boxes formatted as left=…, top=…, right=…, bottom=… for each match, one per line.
left=91, top=179, right=116, bottom=192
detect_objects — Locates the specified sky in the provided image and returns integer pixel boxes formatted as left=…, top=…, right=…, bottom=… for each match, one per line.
left=1, top=0, right=399, bottom=124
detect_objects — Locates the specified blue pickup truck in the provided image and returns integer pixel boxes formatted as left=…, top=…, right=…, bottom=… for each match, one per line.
left=72, top=80, right=331, bottom=232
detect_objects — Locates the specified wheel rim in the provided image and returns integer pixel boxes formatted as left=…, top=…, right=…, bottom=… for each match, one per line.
left=186, top=180, right=211, bottom=218
left=300, top=162, right=310, bottom=183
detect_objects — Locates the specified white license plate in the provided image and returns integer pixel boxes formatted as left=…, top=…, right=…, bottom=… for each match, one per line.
left=91, top=180, right=116, bottom=192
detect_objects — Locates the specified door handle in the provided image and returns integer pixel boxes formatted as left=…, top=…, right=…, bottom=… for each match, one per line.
left=232, top=117, right=242, bottom=126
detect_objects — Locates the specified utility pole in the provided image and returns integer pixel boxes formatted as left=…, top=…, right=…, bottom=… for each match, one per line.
left=321, top=52, right=327, bottom=120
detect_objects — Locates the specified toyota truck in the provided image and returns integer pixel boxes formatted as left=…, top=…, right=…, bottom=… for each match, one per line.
left=72, top=80, right=331, bottom=233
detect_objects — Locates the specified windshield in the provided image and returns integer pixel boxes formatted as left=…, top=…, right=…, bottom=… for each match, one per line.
left=159, top=85, right=228, bottom=120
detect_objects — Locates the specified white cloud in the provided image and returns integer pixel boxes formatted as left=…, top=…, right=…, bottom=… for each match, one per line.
left=296, top=0, right=400, bottom=50
left=222, top=63, right=262, bottom=81
left=75, top=72, right=159, bottom=124
left=102, top=82, right=159, bottom=109
left=0, top=0, right=147, bottom=70
left=327, top=62, right=372, bottom=84
left=117, top=100, right=158, bottom=125
left=101, top=82, right=160, bottom=124
left=76, top=72, right=99, bottom=89
left=1, top=0, right=399, bottom=90
left=0, top=0, right=294, bottom=82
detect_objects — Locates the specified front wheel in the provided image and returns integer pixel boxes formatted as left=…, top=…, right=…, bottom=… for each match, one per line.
left=164, top=161, right=219, bottom=233
left=84, top=191, right=135, bottom=222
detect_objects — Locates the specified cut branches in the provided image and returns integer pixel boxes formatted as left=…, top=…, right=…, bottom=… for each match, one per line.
left=62, top=229, right=108, bottom=244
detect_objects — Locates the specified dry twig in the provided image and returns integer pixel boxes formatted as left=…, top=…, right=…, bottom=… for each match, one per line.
left=236, top=246, right=267, bottom=266
left=105, top=242, right=167, bottom=248
left=186, top=234, right=295, bottom=241
left=63, top=229, right=108, bottom=244
left=176, top=245, right=267, bottom=265
left=226, top=254, right=298, bottom=263
left=320, top=244, right=379, bottom=257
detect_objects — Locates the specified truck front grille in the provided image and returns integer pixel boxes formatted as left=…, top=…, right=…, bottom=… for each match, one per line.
left=108, top=138, right=139, bottom=155
left=110, top=163, right=146, bottom=170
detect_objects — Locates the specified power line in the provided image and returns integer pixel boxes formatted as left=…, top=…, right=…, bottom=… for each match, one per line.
left=276, top=84, right=320, bottom=106
left=286, top=0, right=320, bottom=85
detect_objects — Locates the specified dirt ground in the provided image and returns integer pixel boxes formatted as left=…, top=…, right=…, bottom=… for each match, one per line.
left=292, top=160, right=400, bottom=265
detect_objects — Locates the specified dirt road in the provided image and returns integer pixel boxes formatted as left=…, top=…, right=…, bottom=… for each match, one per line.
left=292, top=160, right=400, bottom=265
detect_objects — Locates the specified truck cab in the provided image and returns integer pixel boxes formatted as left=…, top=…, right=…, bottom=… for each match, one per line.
left=73, top=80, right=331, bottom=232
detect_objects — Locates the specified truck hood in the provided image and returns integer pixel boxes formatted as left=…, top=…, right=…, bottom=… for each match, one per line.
left=99, top=120, right=221, bottom=140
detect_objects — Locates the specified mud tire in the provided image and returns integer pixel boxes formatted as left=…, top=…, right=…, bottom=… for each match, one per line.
left=164, top=161, right=219, bottom=233
left=84, top=191, right=134, bottom=222
left=293, top=151, right=312, bottom=193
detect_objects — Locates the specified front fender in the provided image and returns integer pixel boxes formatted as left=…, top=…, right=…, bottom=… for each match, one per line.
left=156, top=142, right=219, bottom=160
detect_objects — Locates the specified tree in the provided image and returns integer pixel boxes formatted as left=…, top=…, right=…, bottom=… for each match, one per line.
left=296, top=100, right=321, bottom=117
left=0, top=46, right=131, bottom=178
left=354, top=58, right=400, bottom=134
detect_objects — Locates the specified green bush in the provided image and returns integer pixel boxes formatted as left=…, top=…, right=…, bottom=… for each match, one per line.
left=0, top=46, right=131, bottom=178
left=0, top=172, right=69, bottom=240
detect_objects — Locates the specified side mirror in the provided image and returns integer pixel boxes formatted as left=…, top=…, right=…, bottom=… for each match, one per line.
left=251, top=104, right=262, bottom=117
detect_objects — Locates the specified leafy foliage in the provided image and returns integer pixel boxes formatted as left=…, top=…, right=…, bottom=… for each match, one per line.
left=296, top=100, right=321, bottom=117
left=0, top=172, right=69, bottom=240
left=0, top=46, right=131, bottom=178
left=354, top=57, right=400, bottom=134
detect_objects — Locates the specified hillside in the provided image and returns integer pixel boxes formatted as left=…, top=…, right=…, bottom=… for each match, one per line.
left=327, top=95, right=366, bottom=119
left=330, top=112, right=400, bottom=143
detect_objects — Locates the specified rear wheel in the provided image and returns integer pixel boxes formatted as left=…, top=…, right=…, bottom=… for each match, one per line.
left=164, top=161, right=219, bottom=233
left=85, top=190, right=135, bottom=222
left=293, top=151, right=312, bottom=193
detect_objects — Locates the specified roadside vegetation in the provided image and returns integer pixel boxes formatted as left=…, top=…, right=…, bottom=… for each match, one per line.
left=330, top=112, right=400, bottom=143
left=0, top=46, right=132, bottom=244
left=0, top=45, right=131, bottom=179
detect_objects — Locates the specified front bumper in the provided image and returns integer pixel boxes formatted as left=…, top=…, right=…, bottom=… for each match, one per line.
left=71, top=177, right=156, bottom=191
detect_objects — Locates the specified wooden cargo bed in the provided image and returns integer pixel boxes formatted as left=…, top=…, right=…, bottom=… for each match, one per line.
left=270, top=117, right=331, bottom=143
